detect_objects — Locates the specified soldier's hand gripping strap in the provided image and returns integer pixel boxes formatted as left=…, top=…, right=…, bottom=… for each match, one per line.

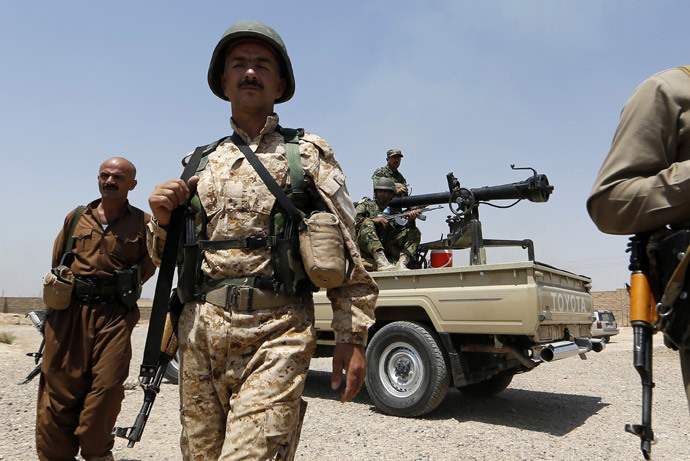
left=231, top=131, right=346, bottom=289
left=140, top=139, right=223, bottom=380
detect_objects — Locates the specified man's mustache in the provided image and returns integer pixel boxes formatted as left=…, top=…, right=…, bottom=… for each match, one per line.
left=103, top=184, right=119, bottom=191
left=239, top=79, right=263, bottom=90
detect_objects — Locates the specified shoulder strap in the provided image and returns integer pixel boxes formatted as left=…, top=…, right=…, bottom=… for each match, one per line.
left=58, top=205, right=85, bottom=267
left=678, top=66, right=690, bottom=78
left=64, top=206, right=85, bottom=253
left=140, top=138, right=223, bottom=379
left=230, top=131, right=304, bottom=222
left=281, top=127, right=306, bottom=197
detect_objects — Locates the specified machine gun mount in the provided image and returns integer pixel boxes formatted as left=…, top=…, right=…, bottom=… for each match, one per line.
left=389, top=165, right=554, bottom=266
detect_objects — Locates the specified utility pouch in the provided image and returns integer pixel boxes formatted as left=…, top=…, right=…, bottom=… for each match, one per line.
left=42, top=265, right=75, bottom=310
left=115, top=264, right=142, bottom=310
left=42, top=205, right=84, bottom=310
left=653, top=229, right=690, bottom=350
left=299, top=212, right=346, bottom=289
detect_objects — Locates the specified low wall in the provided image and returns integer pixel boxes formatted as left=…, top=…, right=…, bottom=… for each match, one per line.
left=2, top=291, right=629, bottom=326
left=1, top=297, right=153, bottom=322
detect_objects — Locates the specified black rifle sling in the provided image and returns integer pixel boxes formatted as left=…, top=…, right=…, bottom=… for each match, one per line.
left=139, top=140, right=222, bottom=379
left=230, top=132, right=303, bottom=222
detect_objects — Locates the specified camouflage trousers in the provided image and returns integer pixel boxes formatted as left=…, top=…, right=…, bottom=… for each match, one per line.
left=356, top=218, right=421, bottom=263
left=177, top=299, right=316, bottom=460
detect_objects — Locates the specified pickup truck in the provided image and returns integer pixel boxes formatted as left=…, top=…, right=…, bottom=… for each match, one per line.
left=312, top=167, right=603, bottom=417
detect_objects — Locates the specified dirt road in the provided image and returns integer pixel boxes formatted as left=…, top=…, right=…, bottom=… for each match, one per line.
left=1, top=314, right=689, bottom=460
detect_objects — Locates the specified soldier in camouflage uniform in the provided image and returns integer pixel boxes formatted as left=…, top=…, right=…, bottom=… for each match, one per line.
left=147, top=21, right=377, bottom=460
left=372, top=148, right=409, bottom=197
left=356, top=177, right=421, bottom=271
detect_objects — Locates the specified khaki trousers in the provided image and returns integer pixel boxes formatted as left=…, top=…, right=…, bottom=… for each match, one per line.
left=178, top=300, right=316, bottom=461
left=36, top=301, right=139, bottom=461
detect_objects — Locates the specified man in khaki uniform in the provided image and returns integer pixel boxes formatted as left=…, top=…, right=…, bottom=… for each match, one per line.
left=37, top=157, right=156, bottom=461
left=588, top=66, right=690, bottom=409
left=147, top=21, right=377, bottom=460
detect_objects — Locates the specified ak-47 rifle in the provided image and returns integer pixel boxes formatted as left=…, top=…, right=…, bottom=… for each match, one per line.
left=112, top=139, right=220, bottom=448
left=378, top=205, right=443, bottom=226
left=19, top=309, right=47, bottom=385
left=112, top=291, right=183, bottom=447
left=624, top=234, right=657, bottom=460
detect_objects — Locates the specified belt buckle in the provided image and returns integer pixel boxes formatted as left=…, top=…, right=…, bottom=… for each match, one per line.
left=225, top=286, right=239, bottom=309
left=226, top=286, right=254, bottom=311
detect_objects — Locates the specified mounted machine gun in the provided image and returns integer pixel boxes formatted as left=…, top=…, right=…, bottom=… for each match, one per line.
left=389, top=164, right=554, bottom=266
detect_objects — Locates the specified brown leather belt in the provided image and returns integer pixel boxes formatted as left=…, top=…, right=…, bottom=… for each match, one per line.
left=204, top=285, right=300, bottom=312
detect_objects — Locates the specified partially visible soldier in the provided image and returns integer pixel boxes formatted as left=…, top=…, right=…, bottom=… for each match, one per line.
left=587, top=66, right=690, bottom=409
left=372, top=148, right=409, bottom=198
left=356, top=177, right=421, bottom=271
left=36, top=157, right=156, bottom=461
left=147, top=20, right=377, bottom=460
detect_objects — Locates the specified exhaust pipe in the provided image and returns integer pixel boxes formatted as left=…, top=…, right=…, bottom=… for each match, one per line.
left=534, top=341, right=580, bottom=362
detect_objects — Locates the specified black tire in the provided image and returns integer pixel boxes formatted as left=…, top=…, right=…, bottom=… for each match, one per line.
left=365, top=321, right=449, bottom=417
left=601, top=336, right=610, bottom=344
left=164, top=351, right=180, bottom=384
left=458, top=371, right=514, bottom=397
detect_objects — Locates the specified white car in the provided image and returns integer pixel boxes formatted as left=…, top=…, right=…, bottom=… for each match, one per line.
left=591, top=310, right=619, bottom=343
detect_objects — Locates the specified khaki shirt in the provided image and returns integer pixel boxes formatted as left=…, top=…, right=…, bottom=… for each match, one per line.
left=588, top=67, right=690, bottom=234
left=147, top=115, right=377, bottom=345
left=53, top=199, right=156, bottom=283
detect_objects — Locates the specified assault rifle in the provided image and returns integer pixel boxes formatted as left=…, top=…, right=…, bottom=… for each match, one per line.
left=112, top=291, right=183, bottom=447
left=624, top=234, right=656, bottom=460
left=389, top=164, right=553, bottom=266
left=378, top=205, right=443, bottom=226
left=113, top=139, right=217, bottom=448
left=19, top=309, right=47, bottom=385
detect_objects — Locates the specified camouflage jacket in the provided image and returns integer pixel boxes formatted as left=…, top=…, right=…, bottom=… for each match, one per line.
left=355, top=197, right=384, bottom=231
left=147, top=115, right=377, bottom=345
left=371, top=165, right=408, bottom=194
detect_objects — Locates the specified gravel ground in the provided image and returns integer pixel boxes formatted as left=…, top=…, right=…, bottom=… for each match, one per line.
left=1, top=313, right=689, bottom=461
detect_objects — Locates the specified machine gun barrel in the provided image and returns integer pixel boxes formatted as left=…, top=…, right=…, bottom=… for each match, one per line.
left=390, top=172, right=553, bottom=209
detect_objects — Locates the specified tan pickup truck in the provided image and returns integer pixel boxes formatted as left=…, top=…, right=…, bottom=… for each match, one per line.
left=312, top=168, right=603, bottom=417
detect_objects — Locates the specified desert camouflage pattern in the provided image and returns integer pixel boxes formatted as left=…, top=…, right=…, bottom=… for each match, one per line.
left=178, top=300, right=314, bottom=460
left=147, top=115, right=376, bottom=344
left=355, top=197, right=421, bottom=263
left=146, top=115, right=377, bottom=459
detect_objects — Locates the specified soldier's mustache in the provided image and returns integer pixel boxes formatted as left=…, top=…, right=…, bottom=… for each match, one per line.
left=103, top=184, right=119, bottom=190
left=239, top=79, right=263, bottom=89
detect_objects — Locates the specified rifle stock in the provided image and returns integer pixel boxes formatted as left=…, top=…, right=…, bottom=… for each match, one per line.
left=624, top=235, right=658, bottom=460
left=113, top=295, right=182, bottom=447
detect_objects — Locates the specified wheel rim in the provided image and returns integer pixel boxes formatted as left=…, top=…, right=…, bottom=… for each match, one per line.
left=378, top=341, right=424, bottom=397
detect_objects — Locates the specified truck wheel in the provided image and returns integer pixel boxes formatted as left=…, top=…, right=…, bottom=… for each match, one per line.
left=365, top=321, right=449, bottom=417
left=164, top=351, right=180, bottom=385
left=458, top=371, right=513, bottom=397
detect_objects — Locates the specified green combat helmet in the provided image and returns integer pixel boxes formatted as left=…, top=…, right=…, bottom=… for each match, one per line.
left=374, top=177, right=396, bottom=192
left=207, top=20, right=295, bottom=103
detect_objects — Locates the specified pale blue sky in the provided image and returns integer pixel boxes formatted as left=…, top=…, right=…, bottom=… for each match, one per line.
left=1, top=1, right=687, bottom=297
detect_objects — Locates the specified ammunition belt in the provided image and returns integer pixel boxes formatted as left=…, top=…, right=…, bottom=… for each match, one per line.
left=73, top=277, right=118, bottom=304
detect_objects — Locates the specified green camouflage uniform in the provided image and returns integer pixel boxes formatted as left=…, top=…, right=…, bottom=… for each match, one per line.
left=355, top=197, right=421, bottom=265
left=371, top=165, right=408, bottom=193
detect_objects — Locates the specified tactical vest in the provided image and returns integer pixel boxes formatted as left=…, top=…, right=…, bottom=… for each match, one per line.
left=177, top=127, right=322, bottom=302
